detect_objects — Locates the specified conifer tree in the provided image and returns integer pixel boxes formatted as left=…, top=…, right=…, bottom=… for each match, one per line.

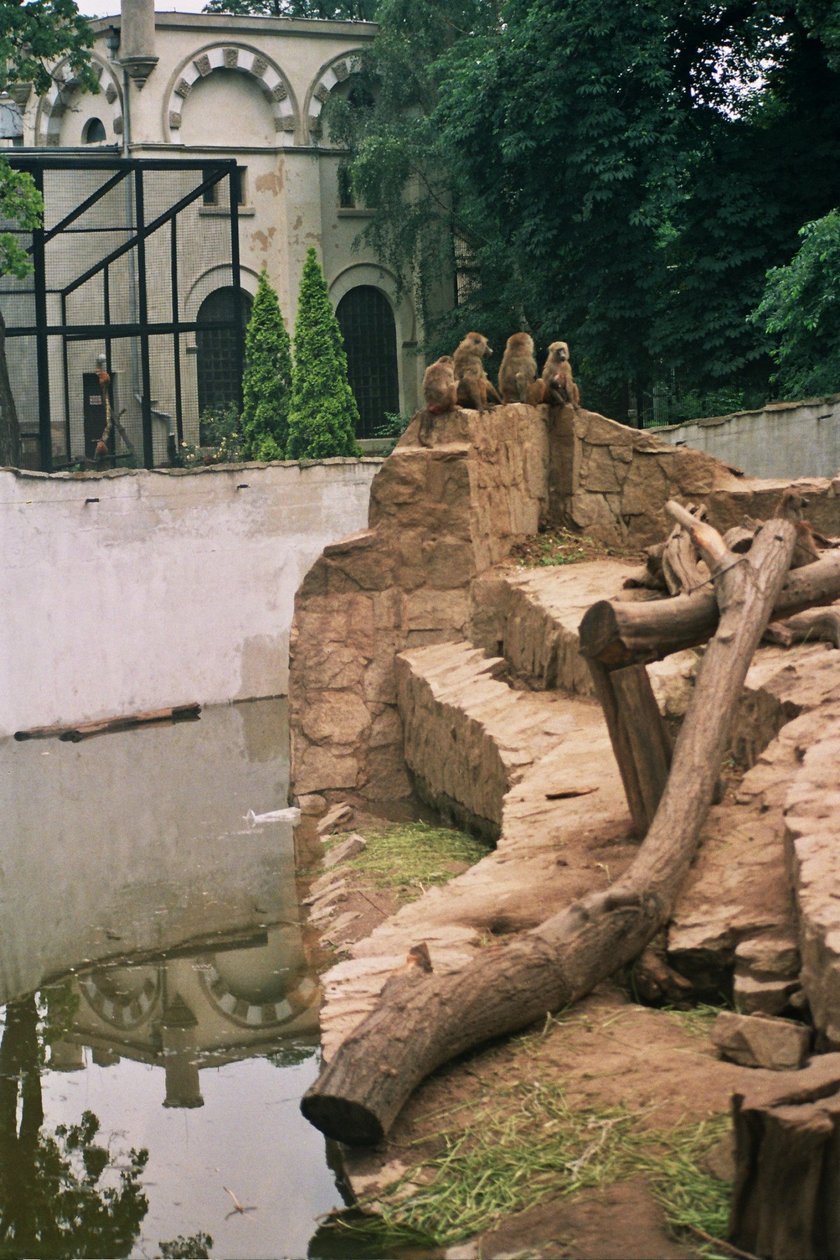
left=286, top=248, right=362, bottom=460
left=240, top=269, right=292, bottom=460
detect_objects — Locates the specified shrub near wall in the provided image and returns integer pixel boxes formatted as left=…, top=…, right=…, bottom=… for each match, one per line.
left=286, top=248, right=362, bottom=460
left=241, top=269, right=293, bottom=461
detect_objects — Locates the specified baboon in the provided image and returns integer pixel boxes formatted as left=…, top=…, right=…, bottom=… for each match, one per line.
left=422, top=355, right=458, bottom=414
left=776, top=490, right=821, bottom=568
left=530, top=340, right=580, bottom=407
left=498, top=332, right=538, bottom=403
left=453, top=331, right=501, bottom=412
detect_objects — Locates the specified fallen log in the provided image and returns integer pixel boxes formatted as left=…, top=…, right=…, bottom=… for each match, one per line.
left=300, top=513, right=797, bottom=1146
left=578, top=548, right=840, bottom=667
left=763, top=604, right=840, bottom=649
left=14, top=703, right=201, bottom=743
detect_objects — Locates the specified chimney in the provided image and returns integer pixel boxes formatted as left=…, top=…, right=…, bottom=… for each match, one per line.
left=119, top=0, right=158, bottom=89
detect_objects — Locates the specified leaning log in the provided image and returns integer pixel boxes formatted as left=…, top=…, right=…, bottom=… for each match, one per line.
left=579, top=548, right=840, bottom=668
left=300, top=515, right=797, bottom=1146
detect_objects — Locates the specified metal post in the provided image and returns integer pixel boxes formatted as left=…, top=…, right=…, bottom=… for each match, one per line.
left=229, top=166, right=244, bottom=411
left=61, top=292, right=71, bottom=462
left=170, top=217, right=183, bottom=447
left=31, top=166, right=52, bottom=472
left=134, top=165, right=153, bottom=467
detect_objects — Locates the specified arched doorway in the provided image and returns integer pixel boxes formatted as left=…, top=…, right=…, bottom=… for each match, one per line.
left=336, top=286, right=399, bottom=439
left=196, top=287, right=252, bottom=416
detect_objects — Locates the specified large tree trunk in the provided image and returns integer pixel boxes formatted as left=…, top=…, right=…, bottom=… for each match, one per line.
left=301, top=514, right=797, bottom=1146
left=0, top=308, right=21, bottom=469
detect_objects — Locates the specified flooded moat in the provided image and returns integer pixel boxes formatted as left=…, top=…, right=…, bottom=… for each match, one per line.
left=0, top=699, right=352, bottom=1259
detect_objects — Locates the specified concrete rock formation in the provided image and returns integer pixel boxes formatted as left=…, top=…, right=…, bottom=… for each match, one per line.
left=289, top=397, right=840, bottom=1063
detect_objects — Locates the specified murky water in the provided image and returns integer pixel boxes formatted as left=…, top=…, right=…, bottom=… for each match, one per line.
left=0, top=700, right=350, bottom=1259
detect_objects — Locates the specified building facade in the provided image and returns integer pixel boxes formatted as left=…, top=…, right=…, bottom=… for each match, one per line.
left=4, top=0, right=425, bottom=464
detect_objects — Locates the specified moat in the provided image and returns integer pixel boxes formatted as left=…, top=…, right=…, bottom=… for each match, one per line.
left=0, top=699, right=347, bottom=1259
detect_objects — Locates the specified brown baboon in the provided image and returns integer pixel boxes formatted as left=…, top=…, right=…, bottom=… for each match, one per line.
left=422, top=355, right=458, bottom=414
left=453, top=331, right=501, bottom=411
left=498, top=332, right=538, bottom=403
left=532, top=340, right=581, bottom=407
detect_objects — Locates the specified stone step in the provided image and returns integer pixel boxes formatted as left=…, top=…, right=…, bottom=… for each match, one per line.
left=395, top=638, right=607, bottom=835
left=470, top=560, right=632, bottom=696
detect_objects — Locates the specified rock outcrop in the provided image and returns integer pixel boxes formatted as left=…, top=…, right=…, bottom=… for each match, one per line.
left=290, top=397, right=840, bottom=1060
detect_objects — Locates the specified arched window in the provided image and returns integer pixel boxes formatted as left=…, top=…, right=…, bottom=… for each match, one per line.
left=196, top=287, right=252, bottom=414
left=82, top=117, right=107, bottom=143
left=336, top=286, right=399, bottom=439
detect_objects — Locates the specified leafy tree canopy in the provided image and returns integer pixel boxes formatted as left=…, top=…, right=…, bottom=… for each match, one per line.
left=332, top=0, right=840, bottom=421
left=751, top=209, right=840, bottom=399
left=203, top=0, right=377, bottom=18
left=0, top=0, right=97, bottom=98
left=286, top=247, right=362, bottom=458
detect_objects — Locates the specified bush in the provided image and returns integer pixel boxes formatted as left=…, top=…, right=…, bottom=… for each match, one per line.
left=241, top=269, right=292, bottom=460
left=286, top=248, right=362, bottom=459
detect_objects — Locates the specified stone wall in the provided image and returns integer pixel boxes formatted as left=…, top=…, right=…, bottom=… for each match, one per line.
left=288, top=405, right=549, bottom=805
left=552, top=407, right=840, bottom=547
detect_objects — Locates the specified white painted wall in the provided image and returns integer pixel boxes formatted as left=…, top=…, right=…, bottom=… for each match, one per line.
left=1, top=458, right=380, bottom=737
left=657, top=394, right=840, bottom=479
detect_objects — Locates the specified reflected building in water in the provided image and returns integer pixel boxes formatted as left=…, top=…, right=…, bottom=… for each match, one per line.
left=48, top=925, right=320, bottom=1109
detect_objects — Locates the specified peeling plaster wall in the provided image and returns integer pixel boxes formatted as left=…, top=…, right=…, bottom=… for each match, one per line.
left=1, top=459, right=380, bottom=737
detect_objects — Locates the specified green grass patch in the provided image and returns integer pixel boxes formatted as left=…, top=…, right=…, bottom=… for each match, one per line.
left=337, top=821, right=488, bottom=904
left=321, top=1081, right=733, bottom=1256
left=662, top=1002, right=726, bottom=1038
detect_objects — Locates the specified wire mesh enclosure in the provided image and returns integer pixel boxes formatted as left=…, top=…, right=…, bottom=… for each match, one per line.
left=0, top=157, right=243, bottom=471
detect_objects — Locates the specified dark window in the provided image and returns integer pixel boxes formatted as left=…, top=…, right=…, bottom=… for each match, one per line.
left=338, top=163, right=355, bottom=209
left=82, top=117, right=107, bottom=143
left=202, top=165, right=246, bottom=207
left=196, top=287, right=252, bottom=413
left=336, top=286, right=399, bottom=439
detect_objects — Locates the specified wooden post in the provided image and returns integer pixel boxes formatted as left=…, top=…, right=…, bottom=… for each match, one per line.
left=610, top=662, right=672, bottom=828
left=586, top=659, right=648, bottom=836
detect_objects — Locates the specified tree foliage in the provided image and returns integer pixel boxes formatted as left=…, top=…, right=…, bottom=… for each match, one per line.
left=752, top=210, right=840, bottom=399
left=241, top=269, right=293, bottom=460
left=0, top=0, right=97, bottom=98
left=286, top=247, right=362, bottom=459
left=334, top=0, right=840, bottom=421
left=0, top=996, right=149, bottom=1258
left=203, top=0, right=376, bottom=18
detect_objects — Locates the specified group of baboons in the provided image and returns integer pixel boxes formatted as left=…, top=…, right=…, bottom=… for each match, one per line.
left=422, top=331, right=581, bottom=416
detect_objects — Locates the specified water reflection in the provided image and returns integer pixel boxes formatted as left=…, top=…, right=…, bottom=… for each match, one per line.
left=0, top=700, right=345, bottom=1260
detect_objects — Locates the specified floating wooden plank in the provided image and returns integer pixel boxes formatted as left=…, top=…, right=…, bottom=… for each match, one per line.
left=14, top=703, right=201, bottom=743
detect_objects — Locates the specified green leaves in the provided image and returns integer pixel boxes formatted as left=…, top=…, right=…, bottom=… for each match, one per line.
left=286, top=248, right=362, bottom=459
left=0, top=0, right=97, bottom=98
left=240, top=269, right=292, bottom=460
left=752, top=209, right=840, bottom=398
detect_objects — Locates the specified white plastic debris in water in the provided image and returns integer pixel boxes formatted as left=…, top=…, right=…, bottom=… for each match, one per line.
left=245, top=806, right=301, bottom=827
